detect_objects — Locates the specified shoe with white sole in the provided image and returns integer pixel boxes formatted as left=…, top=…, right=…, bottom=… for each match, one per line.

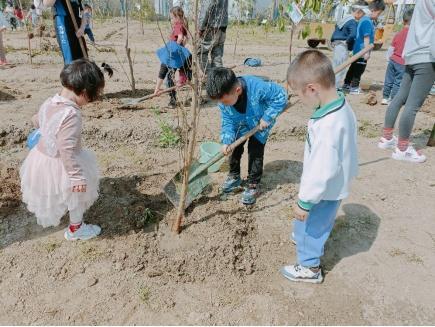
left=64, top=223, right=101, bottom=241
left=289, top=232, right=296, bottom=245
left=349, top=87, right=362, bottom=95
left=392, top=145, right=426, bottom=163
left=280, top=264, right=323, bottom=284
left=378, top=136, right=397, bottom=150
left=381, top=98, right=390, bottom=105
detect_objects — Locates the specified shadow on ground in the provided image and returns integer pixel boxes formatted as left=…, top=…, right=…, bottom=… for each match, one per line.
left=0, top=90, right=16, bottom=101
left=103, top=88, right=153, bottom=99
left=322, top=203, right=380, bottom=272
left=0, top=175, right=171, bottom=248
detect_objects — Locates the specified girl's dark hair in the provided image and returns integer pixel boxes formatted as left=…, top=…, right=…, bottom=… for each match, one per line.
left=403, top=8, right=413, bottom=23
left=60, top=59, right=105, bottom=102
left=30, top=4, right=35, bottom=9
left=206, top=67, right=238, bottom=99
left=170, top=6, right=188, bottom=30
left=369, top=0, right=385, bottom=11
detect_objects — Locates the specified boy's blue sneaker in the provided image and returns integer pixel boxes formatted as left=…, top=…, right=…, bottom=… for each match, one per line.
left=280, top=264, right=323, bottom=284
left=221, top=175, right=242, bottom=193
left=241, top=184, right=259, bottom=205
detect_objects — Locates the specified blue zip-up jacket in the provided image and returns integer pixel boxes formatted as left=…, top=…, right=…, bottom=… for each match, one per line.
left=219, top=76, right=288, bottom=145
left=331, top=15, right=357, bottom=51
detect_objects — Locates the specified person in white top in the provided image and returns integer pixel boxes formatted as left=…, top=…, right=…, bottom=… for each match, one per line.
left=20, top=59, right=105, bottom=241
left=281, top=50, right=359, bottom=284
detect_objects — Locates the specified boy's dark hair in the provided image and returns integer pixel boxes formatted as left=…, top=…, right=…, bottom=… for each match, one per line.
left=403, top=8, right=413, bottom=24
left=60, top=59, right=105, bottom=102
left=206, top=67, right=238, bottom=99
left=368, top=0, right=385, bottom=11
left=15, top=5, right=19, bottom=9
left=84, top=3, right=92, bottom=9
left=30, top=4, right=35, bottom=9
left=287, top=50, right=335, bottom=90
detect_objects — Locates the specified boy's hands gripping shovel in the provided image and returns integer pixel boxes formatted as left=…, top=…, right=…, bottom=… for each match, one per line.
left=163, top=125, right=261, bottom=210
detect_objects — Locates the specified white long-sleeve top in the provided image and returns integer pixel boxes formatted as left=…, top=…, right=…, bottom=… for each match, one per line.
left=297, top=95, right=358, bottom=211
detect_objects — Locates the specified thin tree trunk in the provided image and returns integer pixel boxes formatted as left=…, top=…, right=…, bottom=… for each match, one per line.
left=289, top=21, right=295, bottom=62
left=125, top=0, right=135, bottom=92
left=172, top=0, right=200, bottom=234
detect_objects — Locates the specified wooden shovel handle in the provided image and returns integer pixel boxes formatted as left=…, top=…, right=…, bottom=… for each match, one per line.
left=64, top=0, right=88, bottom=60
left=285, top=44, right=375, bottom=112
left=187, top=125, right=261, bottom=182
left=333, top=44, right=374, bottom=74
left=227, top=125, right=261, bottom=152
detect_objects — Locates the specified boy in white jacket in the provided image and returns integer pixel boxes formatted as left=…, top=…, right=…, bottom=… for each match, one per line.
left=281, top=50, right=358, bottom=284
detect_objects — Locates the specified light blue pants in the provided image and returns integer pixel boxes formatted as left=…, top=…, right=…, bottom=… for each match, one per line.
left=293, top=200, right=341, bottom=267
left=332, top=41, right=348, bottom=88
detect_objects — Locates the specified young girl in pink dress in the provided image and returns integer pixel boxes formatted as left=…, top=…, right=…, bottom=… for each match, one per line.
left=20, top=59, right=104, bottom=240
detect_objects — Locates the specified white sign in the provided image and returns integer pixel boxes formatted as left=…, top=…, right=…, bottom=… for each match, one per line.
left=288, top=2, right=303, bottom=25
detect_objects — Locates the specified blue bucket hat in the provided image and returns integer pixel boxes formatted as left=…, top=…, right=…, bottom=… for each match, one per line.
left=157, top=41, right=191, bottom=69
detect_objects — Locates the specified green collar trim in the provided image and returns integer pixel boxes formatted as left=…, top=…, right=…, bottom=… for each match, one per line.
left=311, top=93, right=345, bottom=119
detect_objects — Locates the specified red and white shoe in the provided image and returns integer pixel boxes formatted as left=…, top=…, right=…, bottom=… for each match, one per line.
left=392, top=145, right=426, bottom=163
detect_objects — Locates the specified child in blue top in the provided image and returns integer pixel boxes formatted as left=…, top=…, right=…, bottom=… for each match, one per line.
left=343, top=0, right=385, bottom=94
left=330, top=3, right=363, bottom=89
left=206, top=68, right=288, bottom=205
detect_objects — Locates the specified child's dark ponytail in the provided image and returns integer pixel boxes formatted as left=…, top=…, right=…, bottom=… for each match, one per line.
left=369, top=0, right=386, bottom=11
left=60, top=59, right=105, bottom=102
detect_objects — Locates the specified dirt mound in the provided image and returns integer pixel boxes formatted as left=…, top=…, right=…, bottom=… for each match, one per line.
left=0, top=125, right=29, bottom=147
left=0, top=165, right=21, bottom=215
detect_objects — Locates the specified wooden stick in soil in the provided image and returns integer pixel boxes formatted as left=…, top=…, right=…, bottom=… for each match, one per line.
left=172, top=0, right=201, bottom=234
left=427, top=123, right=435, bottom=147
left=64, top=0, right=88, bottom=59
left=27, top=34, right=32, bottom=64
left=124, top=0, right=136, bottom=92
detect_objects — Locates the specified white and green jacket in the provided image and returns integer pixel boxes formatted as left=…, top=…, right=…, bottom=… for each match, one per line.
left=297, top=94, right=358, bottom=212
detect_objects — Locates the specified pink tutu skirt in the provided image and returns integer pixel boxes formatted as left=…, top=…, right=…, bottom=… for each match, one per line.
left=20, top=148, right=99, bottom=227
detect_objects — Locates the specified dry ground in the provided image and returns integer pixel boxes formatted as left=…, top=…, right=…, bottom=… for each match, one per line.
left=0, top=19, right=434, bottom=325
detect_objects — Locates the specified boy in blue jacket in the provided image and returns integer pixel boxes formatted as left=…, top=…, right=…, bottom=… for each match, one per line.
left=330, top=3, right=362, bottom=89
left=343, top=0, right=385, bottom=94
left=206, top=68, right=288, bottom=205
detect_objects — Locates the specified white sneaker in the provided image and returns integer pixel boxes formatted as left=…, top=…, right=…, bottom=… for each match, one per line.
left=64, top=223, right=101, bottom=241
left=349, top=87, right=362, bottom=95
left=381, top=98, right=390, bottom=105
left=290, top=232, right=296, bottom=245
left=392, top=146, right=426, bottom=163
left=378, top=136, right=397, bottom=150
left=281, top=264, right=323, bottom=284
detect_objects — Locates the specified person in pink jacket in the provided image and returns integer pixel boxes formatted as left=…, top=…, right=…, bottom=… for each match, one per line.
left=20, top=59, right=105, bottom=241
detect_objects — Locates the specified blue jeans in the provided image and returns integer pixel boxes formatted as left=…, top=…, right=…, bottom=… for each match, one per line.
left=84, top=28, right=95, bottom=43
left=293, top=200, right=341, bottom=267
left=383, top=60, right=405, bottom=100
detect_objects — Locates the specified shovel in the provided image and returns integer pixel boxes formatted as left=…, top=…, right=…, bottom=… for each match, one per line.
left=120, top=85, right=181, bottom=108
left=164, top=125, right=261, bottom=209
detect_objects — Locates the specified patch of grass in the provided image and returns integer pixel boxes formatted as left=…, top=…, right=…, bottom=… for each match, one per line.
left=138, top=285, right=151, bottom=303
left=42, top=240, right=61, bottom=253
left=158, top=121, right=180, bottom=148
left=79, top=243, right=103, bottom=261
left=132, top=207, right=156, bottom=229
left=358, top=119, right=380, bottom=138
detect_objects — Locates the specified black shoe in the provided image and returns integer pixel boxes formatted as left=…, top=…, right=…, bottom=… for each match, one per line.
left=168, top=98, right=177, bottom=108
